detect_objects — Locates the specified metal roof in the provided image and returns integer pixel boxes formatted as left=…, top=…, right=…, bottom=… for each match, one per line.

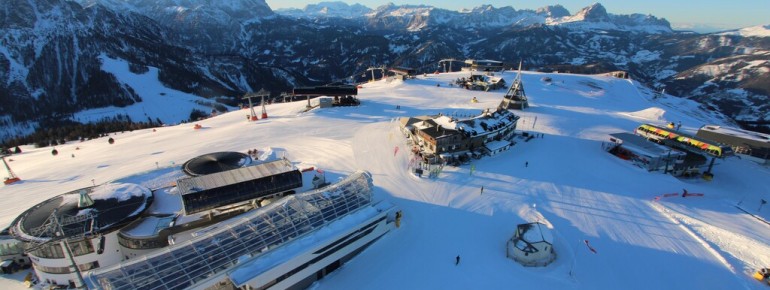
left=177, top=159, right=294, bottom=196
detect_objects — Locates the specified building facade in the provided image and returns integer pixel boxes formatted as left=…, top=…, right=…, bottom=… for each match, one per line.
left=399, top=108, right=520, bottom=164
left=696, top=125, right=770, bottom=165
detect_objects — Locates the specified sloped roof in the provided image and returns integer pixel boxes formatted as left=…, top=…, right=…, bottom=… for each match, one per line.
left=399, top=116, right=432, bottom=129
left=518, top=222, right=553, bottom=244
left=456, top=109, right=518, bottom=136
left=420, top=124, right=459, bottom=139
left=699, top=125, right=770, bottom=144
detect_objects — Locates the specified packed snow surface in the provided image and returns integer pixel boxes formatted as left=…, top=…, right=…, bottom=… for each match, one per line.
left=1, top=71, right=769, bottom=290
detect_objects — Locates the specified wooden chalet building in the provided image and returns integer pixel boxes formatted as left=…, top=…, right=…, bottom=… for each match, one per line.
left=413, top=118, right=465, bottom=155
left=399, top=108, right=520, bottom=164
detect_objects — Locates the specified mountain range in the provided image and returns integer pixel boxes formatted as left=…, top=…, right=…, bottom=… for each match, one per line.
left=1, top=0, right=768, bottom=142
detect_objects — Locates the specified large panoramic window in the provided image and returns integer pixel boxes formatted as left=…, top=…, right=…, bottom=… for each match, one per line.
left=31, top=243, right=65, bottom=259
left=0, top=241, right=24, bottom=255
left=68, top=239, right=95, bottom=256
left=78, top=261, right=100, bottom=271
left=34, top=263, right=70, bottom=274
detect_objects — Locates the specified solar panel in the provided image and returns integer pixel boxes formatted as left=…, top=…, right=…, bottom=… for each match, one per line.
left=85, top=171, right=373, bottom=290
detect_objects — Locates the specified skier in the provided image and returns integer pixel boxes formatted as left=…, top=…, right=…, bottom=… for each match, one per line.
left=525, top=161, right=529, bottom=167
left=682, top=188, right=688, bottom=197
left=455, top=255, right=460, bottom=265
left=480, top=186, right=484, bottom=195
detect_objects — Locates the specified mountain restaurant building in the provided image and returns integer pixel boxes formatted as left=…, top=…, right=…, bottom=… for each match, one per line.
left=464, top=59, right=504, bottom=72
left=696, top=125, right=770, bottom=165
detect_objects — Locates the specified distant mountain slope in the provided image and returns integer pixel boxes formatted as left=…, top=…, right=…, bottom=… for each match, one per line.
left=716, top=25, right=770, bottom=38
left=0, top=0, right=296, bottom=141
left=1, top=1, right=768, bottom=142
left=276, top=1, right=372, bottom=19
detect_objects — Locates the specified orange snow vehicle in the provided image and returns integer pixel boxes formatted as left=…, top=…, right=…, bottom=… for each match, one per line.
left=754, top=268, right=770, bottom=285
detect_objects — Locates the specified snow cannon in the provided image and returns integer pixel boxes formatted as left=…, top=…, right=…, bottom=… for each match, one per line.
left=2, top=156, right=21, bottom=185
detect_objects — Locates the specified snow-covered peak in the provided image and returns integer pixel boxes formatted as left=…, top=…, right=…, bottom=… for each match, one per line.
left=717, top=24, right=770, bottom=38
left=535, top=5, right=570, bottom=18
left=568, top=2, right=609, bottom=22
left=275, top=1, right=372, bottom=19
left=465, top=4, right=498, bottom=14
left=550, top=3, right=671, bottom=33
left=367, top=3, right=434, bottom=18
left=277, top=2, right=671, bottom=33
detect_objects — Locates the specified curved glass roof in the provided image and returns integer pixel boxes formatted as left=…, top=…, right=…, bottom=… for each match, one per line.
left=85, top=170, right=374, bottom=290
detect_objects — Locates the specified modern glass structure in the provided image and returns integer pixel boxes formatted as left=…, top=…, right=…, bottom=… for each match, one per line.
left=84, top=170, right=375, bottom=290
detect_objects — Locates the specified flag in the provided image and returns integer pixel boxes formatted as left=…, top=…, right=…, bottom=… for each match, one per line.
left=584, top=240, right=597, bottom=254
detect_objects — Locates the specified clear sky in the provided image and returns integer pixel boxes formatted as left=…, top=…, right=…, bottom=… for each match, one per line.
left=264, top=0, right=769, bottom=32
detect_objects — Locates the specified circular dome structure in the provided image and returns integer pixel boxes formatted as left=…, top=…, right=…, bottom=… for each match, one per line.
left=10, top=183, right=152, bottom=241
left=182, top=151, right=251, bottom=176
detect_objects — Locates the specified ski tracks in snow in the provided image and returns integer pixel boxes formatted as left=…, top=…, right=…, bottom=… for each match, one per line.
left=650, top=200, right=761, bottom=289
